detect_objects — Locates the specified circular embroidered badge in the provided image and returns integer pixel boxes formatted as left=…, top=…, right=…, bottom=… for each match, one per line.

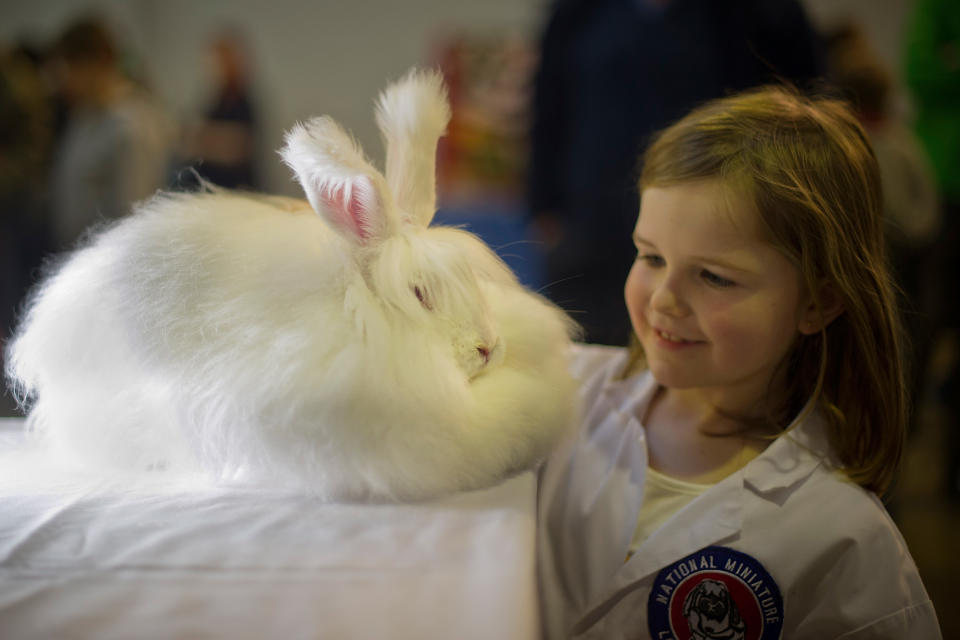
left=647, top=546, right=783, bottom=640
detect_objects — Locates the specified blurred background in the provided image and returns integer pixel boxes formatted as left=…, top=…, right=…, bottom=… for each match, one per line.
left=0, top=1, right=956, bottom=635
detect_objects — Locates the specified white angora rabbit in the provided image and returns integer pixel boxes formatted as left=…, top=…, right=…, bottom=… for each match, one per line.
left=5, top=69, right=578, bottom=501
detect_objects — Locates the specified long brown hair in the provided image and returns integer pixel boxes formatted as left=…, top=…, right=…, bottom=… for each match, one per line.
left=631, top=86, right=907, bottom=494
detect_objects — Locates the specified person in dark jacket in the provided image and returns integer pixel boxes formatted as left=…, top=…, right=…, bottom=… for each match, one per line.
left=528, top=0, right=825, bottom=346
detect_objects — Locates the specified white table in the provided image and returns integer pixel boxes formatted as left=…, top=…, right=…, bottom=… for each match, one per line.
left=0, top=419, right=539, bottom=639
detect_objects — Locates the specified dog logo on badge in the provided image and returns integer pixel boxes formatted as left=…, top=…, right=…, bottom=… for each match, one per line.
left=683, top=578, right=745, bottom=639
left=647, top=546, right=783, bottom=640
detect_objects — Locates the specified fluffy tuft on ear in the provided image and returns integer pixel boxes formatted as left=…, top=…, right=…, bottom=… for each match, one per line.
left=375, top=69, right=451, bottom=228
left=280, top=116, right=395, bottom=244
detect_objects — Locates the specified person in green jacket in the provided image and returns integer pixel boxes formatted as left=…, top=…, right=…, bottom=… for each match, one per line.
left=904, top=0, right=960, bottom=501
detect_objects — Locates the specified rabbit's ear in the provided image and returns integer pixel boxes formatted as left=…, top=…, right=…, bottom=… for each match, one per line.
left=281, top=117, right=397, bottom=245
left=375, top=69, right=450, bottom=228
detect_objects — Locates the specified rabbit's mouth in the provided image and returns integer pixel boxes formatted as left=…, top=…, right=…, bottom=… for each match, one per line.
left=465, top=338, right=504, bottom=381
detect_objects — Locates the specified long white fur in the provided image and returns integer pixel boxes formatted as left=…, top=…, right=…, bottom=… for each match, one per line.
left=4, top=68, right=578, bottom=502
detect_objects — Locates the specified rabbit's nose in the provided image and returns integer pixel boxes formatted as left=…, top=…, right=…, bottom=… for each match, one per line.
left=477, top=345, right=490, bottom=364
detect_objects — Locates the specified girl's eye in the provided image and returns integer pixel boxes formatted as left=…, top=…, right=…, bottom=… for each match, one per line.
left=413, top=285, right=434, bottom=310
left=636, top=253, right=665, bottom=268
left=701, top=269, right=736, bottom=288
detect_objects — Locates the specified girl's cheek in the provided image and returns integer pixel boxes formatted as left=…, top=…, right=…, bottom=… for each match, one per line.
left=624, top=266, right=645, bottom=305
left=624, top=269, right=650, bottom=333
left=698, top=306, right=739, bottom=341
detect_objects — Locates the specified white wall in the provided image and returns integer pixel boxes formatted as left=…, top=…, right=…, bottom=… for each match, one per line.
left=0, top=0, right=916, bottom=194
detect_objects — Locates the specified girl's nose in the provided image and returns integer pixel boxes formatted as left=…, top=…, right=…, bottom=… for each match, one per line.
left=649, top=277, right=687, bottom=317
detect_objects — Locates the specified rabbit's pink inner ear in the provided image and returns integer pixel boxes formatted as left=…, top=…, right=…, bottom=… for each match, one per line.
left=319, top=176, right=380, bottom=244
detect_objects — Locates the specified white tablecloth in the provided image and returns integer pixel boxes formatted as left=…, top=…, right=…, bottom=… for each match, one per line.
left=0, top=419, right=539, bottom=639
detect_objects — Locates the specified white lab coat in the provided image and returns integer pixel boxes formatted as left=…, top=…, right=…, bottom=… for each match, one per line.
left=538, top=344, right=940, bottom=639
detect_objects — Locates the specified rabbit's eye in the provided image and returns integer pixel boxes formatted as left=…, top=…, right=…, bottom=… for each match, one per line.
left=413, top=285, right=433, bottom=311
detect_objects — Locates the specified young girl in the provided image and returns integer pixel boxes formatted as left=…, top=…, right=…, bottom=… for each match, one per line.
left=537, top=87, right=941, bottom=639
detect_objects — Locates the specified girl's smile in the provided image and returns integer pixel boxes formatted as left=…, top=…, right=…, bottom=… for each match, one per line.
left=651, top=327, right=704, bottom=349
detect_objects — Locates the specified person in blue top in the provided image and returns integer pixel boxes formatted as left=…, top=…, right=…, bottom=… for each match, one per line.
left=527, top=0, right=824, bottom=347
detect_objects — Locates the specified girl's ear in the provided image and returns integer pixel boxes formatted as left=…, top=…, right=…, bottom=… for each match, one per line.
left=798, top=283, right=845, bottom=335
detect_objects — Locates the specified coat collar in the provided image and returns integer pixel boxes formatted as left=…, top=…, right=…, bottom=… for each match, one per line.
left=572, top=378, right=835, bottom=633
left=605, top=366, right=836, bottom=497
left=743, top=403, right=836, bottom=496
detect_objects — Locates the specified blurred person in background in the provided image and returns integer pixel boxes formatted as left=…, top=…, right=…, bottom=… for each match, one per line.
left=528, top=0, right=824, bottom=346
left=178, top=29, right=260, bottom=190
left=904, top=0, right=960, bottom=501
left=0, top=45, right=54, bottom=386
left=825, top=22, right=941, bottom=437
left=48, top=16, right=174, bottom=251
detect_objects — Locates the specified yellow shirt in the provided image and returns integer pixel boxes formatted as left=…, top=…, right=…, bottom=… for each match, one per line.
left=628, top=467, right=711, bottom=556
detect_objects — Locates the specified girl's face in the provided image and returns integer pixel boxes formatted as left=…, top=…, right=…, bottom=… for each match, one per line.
left=625, top=180, right=812, bottom=408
